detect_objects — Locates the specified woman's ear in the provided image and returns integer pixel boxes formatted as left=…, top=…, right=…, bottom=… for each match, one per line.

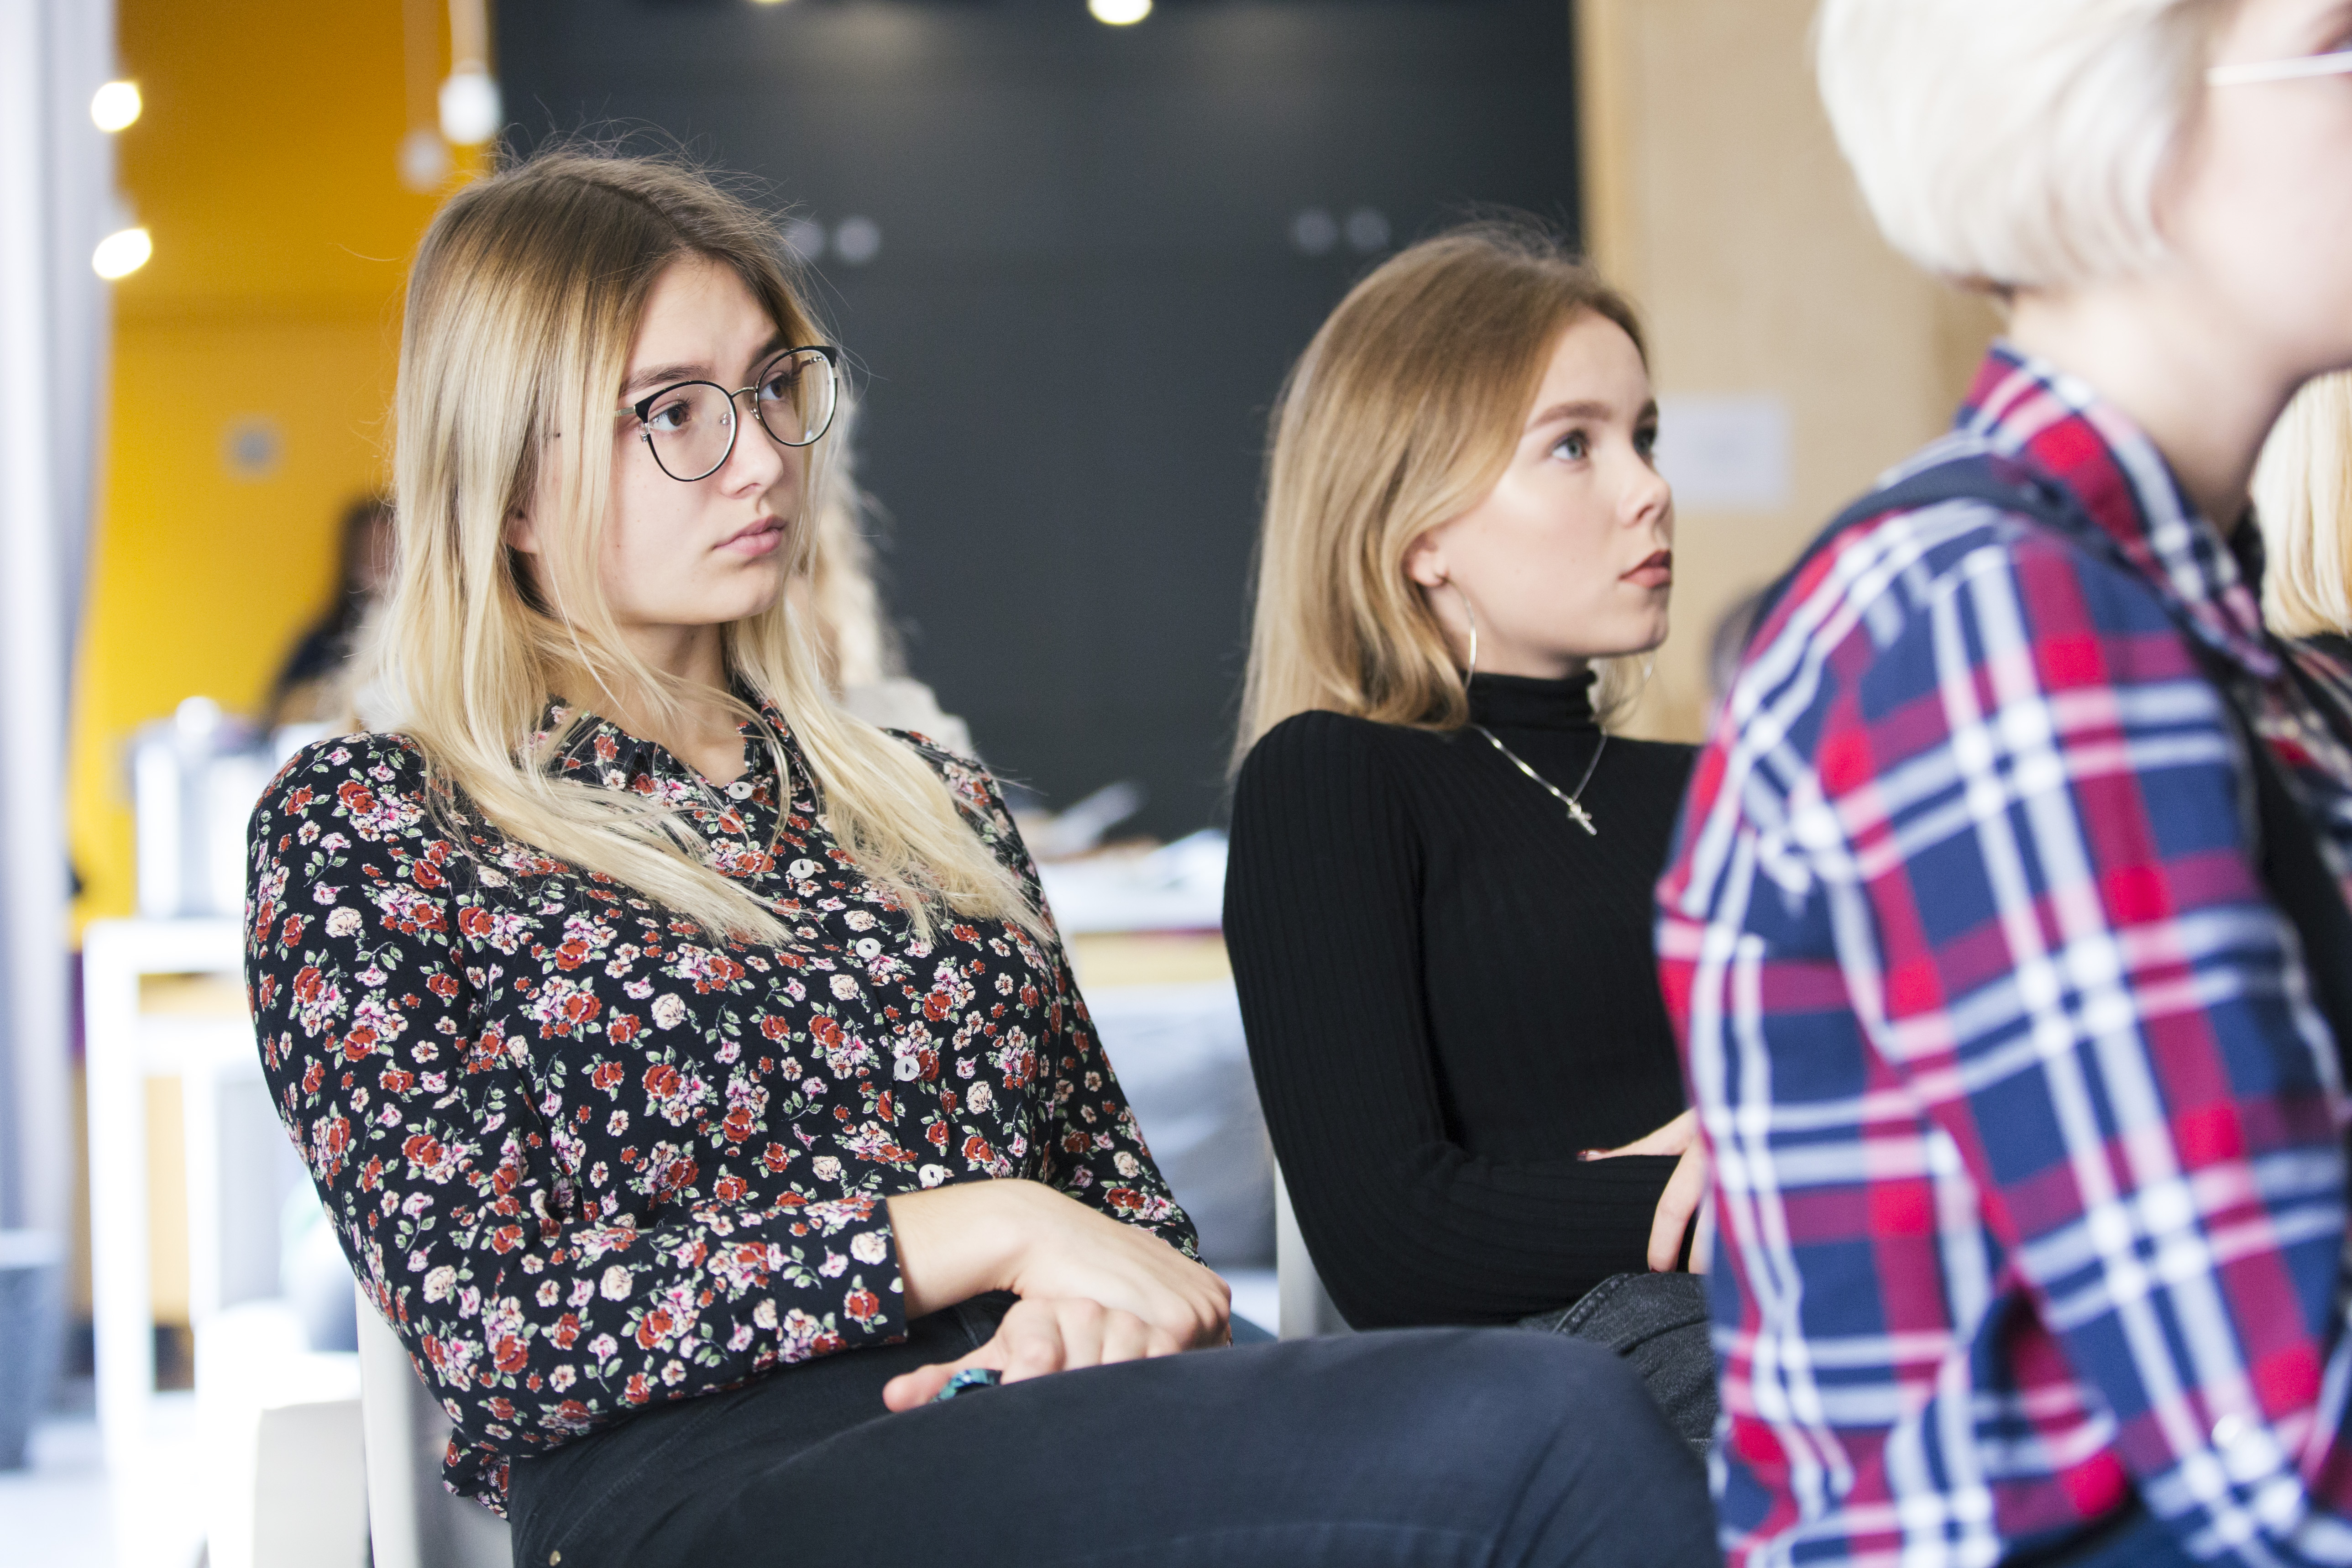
left=507, top=504, right=542, bottom=557
left=1402, top=527, right=1451, bottom=591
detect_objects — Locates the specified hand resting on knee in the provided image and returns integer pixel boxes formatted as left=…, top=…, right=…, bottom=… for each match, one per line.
left=881, top=1178, right=1232, bottom=1408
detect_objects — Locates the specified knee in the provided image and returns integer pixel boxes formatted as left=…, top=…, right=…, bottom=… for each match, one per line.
left=1346, top=1329, right=1665, bottom=1437
left=1473, top=1330, right=1661, bottom=1424
left=1456, top=1332, right=1700, bottom=1473
left=1409, top=1331, right=1716, bottom=1559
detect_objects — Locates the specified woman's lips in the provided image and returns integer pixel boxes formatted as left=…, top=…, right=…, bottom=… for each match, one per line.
left=1622, top=549, right=1672, bottom=588
left=720, top=517, right=784, bottom=556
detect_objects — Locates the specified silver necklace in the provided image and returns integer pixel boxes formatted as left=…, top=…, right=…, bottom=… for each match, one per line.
left=1453, top=582, right=1606, bottom=836
left=1470, top=724, right=1606, bottom=836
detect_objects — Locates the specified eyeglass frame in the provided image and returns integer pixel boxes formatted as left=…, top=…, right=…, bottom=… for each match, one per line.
left=2208, top=47, right=2352, bottom=85
left=621, top=343, right=841, bottom=482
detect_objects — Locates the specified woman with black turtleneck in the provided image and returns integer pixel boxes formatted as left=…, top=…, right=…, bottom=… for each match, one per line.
left=1226, top=224, right=1712, bottom=1445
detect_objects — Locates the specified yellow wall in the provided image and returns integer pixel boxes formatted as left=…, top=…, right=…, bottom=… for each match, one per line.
left=68, top=0, right=483, bottom=1323
left=1578, top=0, right=2001, bottom=744
left=69, top=0, right=478, bottom=934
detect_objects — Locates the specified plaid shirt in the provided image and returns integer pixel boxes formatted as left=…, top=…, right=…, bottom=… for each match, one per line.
left=1658, top=344, right=2352, bottom=1566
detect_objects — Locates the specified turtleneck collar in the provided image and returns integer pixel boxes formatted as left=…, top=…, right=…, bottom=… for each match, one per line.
left=1466, top=671, right=1598, bottom=732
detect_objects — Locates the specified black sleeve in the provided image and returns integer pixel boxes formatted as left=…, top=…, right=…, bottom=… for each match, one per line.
left=1224, top=713, right=1676, bottom=1328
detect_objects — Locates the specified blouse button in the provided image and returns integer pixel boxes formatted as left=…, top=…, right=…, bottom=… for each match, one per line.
left=726, top=780, right=754, bottom=800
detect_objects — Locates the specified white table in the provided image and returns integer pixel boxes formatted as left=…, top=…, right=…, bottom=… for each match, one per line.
left=80, top=916, right=253, bottom=1475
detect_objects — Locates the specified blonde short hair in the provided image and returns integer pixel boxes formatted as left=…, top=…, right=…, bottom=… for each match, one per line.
left=1814, top=0, right=2230, bottom=290
left=2255, top=373, right=2352, bottom=640
left=1235, top=223, right=1645, bottom=766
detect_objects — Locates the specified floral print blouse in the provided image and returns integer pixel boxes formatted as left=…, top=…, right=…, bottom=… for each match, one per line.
left=243, top=701, right=1194, bottom=1510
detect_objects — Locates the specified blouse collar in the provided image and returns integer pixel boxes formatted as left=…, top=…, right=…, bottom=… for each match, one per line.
left=1942, top=340, right=2275, bottom=680
left=534, top=686, right=799, bottom=793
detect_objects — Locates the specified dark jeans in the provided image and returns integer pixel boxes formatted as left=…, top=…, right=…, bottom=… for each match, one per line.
left=1523, top=1272, right=1718, bottom=1452
left=508, top=1295, right=1720, bottom=1568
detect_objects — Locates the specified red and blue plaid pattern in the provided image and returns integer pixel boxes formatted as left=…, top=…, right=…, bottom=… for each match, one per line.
left=1658, top=345, right=2352, bottom=1566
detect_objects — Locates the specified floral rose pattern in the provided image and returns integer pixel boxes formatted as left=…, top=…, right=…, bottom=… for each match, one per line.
left=244, top=702, right=1193, bottom=1511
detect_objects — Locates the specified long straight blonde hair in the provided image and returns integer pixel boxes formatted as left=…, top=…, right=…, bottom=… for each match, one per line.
left=376, top=149, right=1038, bottom=945
left=2255, top=371, right=2352, bottom=640
left=1235, top=223, right=1649, bottom=767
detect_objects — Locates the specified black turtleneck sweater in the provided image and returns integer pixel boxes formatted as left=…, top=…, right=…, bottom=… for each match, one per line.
left=1224, top=674, right=1698, bottom=1329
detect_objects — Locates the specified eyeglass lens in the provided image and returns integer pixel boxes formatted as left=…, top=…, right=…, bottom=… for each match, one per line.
left=751, top=350, right=837, bottom=447
left=641, top=349, right=838, bottom=482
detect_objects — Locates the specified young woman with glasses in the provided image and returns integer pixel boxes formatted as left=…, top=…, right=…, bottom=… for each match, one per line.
left=242, top=150, right=1718, bottom=1567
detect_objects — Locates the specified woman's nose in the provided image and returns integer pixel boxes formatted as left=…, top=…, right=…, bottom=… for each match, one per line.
left=722, top=399, right=789, bottom=491
left=1625, top=454, right=1672, bottom=527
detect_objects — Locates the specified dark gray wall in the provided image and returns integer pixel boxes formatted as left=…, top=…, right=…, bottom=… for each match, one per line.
left=497, top=0, right=1581, bottom=839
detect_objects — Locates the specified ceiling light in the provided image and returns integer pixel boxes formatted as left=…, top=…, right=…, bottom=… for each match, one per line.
left=438, top=64, right=503, bottom=147
left=90, top=80, right=141, bottom=133
left=93, top=227, right=152, bottom=281
left=398, top=127, right=453, bottom=193
left=1089, top=0, right=1151, bottom=23
left=834, top=216, right=882, bottom=265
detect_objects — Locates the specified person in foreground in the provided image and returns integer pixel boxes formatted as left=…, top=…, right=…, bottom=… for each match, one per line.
left=1224, top=225, right=1715, bottom=1444
left=243, top=149, right=1719, bottom=1567
left=1657, top=0, right=2352, bottom=1563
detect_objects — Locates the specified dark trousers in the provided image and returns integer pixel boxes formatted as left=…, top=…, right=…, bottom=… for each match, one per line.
left=1523, top=1272, right=1719, bottom=1452
left=508, top=1295, right=1721, bottom=1568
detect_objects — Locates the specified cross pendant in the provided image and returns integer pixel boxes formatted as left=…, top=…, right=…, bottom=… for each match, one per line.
left=1565, top=800, right=1597, bottom=836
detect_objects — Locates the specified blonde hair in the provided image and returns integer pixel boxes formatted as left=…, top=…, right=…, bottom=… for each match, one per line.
left=1814, top=0, right=2231, bottom=291
left=2255, top=372, right=2352, bottom=640
left=377, top=149, right=1038, bottom=944
left=787, top=388, right=900, bottom=693
left=1235, top=222, right=1647, bottom=766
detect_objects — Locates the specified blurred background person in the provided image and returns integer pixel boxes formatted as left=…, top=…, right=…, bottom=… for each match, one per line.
left=1224, top=224, right=1714, bottom=1447
left=263, top=494, right=393, bottom=730
left=1664, top=0, right=2352, bottom=1563
left=785, top=388, right=972, bottom=754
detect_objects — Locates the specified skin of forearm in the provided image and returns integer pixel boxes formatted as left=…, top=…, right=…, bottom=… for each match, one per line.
left=886, top=1179, right=1044, bottom=1318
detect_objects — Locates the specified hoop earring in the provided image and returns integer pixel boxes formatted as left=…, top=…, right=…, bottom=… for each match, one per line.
left=1454, top=584, right=1479, bottom=689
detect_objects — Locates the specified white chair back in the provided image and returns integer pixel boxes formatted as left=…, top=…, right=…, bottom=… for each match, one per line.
left=1274, top=1165, right=1351, bottom=1339
left=355, top=1304, right=511, bottom=1568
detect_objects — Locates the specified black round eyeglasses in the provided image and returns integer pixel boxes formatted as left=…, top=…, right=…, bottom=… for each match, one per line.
left=622, top=345, right=840, bottom=482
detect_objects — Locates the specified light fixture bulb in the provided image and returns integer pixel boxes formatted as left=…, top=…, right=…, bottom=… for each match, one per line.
left=398, top=126, right=453, bottom=193
left=93, top=226, right=152, bottom=280
left=438, top=65, right=503, bottom=147
left=90, top=80, right=141, bottom=133
left=1089, top=0, right=1151, bottom=23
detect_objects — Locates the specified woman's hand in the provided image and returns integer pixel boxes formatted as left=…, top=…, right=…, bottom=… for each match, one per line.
left=1583, top=1110, right=1712, bottom=1273
left=880, top=1295, right=1186, bottom=1411
left=1583, top=1108, right=1697, bottom=1160
left=886, top=1179, right=1230, bottom=1350
left=998, top=1185, right=1231, bottom=1348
